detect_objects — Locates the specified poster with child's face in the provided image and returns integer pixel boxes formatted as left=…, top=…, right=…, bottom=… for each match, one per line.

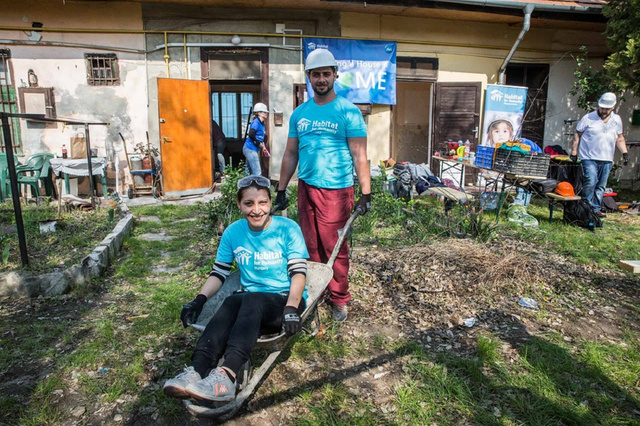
left=481, top=85, right=528, bottom=148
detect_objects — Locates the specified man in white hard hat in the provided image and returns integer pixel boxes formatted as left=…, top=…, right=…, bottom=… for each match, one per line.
left=275, top=48, right=371, bottom=322
left=570, top=92, right=629, bottom=219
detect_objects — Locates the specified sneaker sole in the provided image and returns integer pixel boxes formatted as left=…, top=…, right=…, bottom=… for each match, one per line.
left=185, top=386, right=235, bottom=403
left=163, top=385, right=191, bottom=399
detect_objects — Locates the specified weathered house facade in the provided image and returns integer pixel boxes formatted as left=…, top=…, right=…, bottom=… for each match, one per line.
left=1, top=0, right=638, bottom=194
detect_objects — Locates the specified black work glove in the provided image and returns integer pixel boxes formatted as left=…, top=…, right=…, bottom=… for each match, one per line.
left=180, top=294, right=207, bottom=328
left=623, top=153, right=629, bottom=166
left=273, top=190, right=289, bottom=212
left=282, top=306, right=301, bottom=336
left=570, top=155, right=578, bottom=163
left=354, top=193, right=372, bottom=215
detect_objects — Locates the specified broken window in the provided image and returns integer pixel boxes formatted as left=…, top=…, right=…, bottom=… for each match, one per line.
left=85, top=53, right=120, bottom=86
left=0, top=49, right=21, bottom=153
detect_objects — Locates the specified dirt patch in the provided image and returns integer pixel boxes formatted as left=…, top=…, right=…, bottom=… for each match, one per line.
left=222, top=236, right=639, bottom=424
left=1, top=234, right=638, bottom=425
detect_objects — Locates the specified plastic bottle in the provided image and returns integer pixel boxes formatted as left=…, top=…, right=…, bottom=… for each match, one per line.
left=61, top=144, right=68, bottom=159
left=464, top=140, right=471, bottom=159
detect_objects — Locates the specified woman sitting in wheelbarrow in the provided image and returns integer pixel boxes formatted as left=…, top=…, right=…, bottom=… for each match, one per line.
left=163, top=175, right=308, bottom=404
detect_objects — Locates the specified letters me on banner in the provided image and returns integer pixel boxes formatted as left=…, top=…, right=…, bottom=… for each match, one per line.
left=481, top=84, right=528, bottom=147
left=303, top=38, right=397, bottom=105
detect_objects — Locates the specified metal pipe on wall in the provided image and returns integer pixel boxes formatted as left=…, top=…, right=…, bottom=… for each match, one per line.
left=498, top=4, right=534, bottom=85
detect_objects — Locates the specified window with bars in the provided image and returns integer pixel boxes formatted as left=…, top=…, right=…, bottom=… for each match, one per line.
left=0, top=49, right=21, bottom=152
left=85, top=53, right=120, bottom=86
left=211, top=91, right=256, bottom=140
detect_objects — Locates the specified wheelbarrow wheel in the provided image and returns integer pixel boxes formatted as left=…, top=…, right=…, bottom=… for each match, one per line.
left=127, top=187, right=135, bottom=199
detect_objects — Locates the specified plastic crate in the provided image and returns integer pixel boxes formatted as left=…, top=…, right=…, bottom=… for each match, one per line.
left=492, top=148, right=550, bottom=176
left=474, top=146, right=495, bottom=169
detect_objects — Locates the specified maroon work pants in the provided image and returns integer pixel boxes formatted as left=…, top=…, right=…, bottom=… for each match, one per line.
left=297, top=180, right=354, bottom=306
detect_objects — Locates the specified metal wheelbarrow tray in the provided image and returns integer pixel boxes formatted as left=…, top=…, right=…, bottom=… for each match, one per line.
left=184, top=211, right=359, bottom=420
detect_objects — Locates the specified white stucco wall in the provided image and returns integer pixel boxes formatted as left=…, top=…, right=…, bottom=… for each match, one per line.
left=0, top=1, right=146, bottom=176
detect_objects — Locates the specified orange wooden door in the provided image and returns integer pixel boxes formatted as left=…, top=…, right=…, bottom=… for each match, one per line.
left=158, top=78, right=212, bottom=196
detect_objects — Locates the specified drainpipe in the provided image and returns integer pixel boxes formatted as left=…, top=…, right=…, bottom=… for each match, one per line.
left=498, top=4, right=534, bottom=85
left=163, top=32, right=170, bottom=78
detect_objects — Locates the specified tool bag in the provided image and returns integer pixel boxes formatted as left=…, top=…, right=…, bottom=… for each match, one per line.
left=529, top=178, right=560, bottom=195
left=70, top=132, right=87, bottom=159
left=563, top=199, right=601, bottom=231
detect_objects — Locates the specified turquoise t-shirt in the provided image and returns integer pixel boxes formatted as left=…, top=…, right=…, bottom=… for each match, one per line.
left=288, top=96, right=367, bottom=189
left=216, top=216, right=309, bottom=300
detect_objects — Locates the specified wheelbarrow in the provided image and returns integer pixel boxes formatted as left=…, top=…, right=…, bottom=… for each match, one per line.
left=119, top=132, right=163, bottom=199
left=183, top=210, right=361, bottom=420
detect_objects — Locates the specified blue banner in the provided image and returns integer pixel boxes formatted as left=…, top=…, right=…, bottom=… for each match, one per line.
left=481, top=84, right=528, bottom=147
left=304, top=38, right=396, bottom=105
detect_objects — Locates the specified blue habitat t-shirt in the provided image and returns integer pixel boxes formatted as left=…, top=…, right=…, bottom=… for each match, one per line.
left=244, top=118, right=265, bottom=152
left=288, top=96, right=367, bottom=189
left=216, top=216, right=309, bottom=299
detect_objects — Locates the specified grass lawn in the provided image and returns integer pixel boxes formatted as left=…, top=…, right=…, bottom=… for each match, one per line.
left=0, top=178, right=639, bottom=425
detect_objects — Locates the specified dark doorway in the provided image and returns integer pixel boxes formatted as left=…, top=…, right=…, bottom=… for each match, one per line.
left=431, top=82, right=481, bottom=186
left=210, top=86, right=259, bottom=170
left=506, top=63, right=549, bottom=147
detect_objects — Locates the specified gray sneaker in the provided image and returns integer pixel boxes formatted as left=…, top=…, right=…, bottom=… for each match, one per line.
left=185, top=367, right=236, bottom=403
left=163, top=366, right=202, bottom=399
left=332, top=304, right=348, bottom=322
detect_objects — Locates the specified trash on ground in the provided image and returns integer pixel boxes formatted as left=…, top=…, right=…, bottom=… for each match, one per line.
left=518, top=297, right=539, bottom=309
left=463, top=317, right=476, bottom=327
left=374, top=371, right=390, bottom=379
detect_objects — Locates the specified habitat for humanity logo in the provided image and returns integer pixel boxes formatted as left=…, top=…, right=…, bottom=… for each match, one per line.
left=297, top=118, right=338, bottom=135
left=490, top=89, right=504, bottom=102
left=491, top=88, right=524, bottom=106
left=307, top=41, right=329, bottom=50
left=233, top=246, right=252, bottom=265
left=297, top=118, right=312, bottom=132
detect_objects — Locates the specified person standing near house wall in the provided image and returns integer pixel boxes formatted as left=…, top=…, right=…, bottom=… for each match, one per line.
left=212, top=120, right=227, bottom=181
left=570, top=92, right=629, bottom=219
left=243, top=103, right=269, bottom=176
left=274, top=48, right=371, bottom=322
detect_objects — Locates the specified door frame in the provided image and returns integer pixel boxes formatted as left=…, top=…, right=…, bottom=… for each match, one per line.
left=431, top=82, right=482, bottom=185
left=201, top=47, right=270, bottom=175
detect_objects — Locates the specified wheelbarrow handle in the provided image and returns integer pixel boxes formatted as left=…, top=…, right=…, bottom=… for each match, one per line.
left=327, top=209, right=360, bottom=269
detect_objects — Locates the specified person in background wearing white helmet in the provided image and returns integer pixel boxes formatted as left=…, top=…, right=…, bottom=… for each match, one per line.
left=275, top=48, right=371, bottom=322
left=243, top=102, right=269, bottom=175
left=570, top=92, right=629, bottom=219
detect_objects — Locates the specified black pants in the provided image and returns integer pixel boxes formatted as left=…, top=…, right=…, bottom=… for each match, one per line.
left=191, top=292, right=305, bottom=377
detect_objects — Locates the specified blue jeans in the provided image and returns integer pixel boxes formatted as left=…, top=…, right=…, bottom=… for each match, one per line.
left=580, top=159, right=612, bottom=213
left=216, top=139, right=227, bottom=173
left=243, top=145, right=261, bottom=176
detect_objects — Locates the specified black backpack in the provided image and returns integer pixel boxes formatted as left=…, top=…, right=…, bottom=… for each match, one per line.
left=563, top=199, right=601, bottom=231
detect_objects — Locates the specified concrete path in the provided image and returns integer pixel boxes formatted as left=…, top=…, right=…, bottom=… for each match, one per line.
left=122, top=190, right=221, bottom=208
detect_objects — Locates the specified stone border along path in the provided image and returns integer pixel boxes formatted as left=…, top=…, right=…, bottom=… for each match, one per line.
left=0, top=204, right=134, bottom=298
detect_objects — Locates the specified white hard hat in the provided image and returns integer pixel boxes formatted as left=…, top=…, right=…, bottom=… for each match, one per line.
left=305, top=48, right=338, bottom=72
left=253, top=102, right=268, bottom=113
left=598, top=92, right=617, bottom=109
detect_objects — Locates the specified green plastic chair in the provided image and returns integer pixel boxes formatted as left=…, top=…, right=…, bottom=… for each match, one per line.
left=0, top=153, right=19, bottom=202
left=15, top=153, right=54, bottom=199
